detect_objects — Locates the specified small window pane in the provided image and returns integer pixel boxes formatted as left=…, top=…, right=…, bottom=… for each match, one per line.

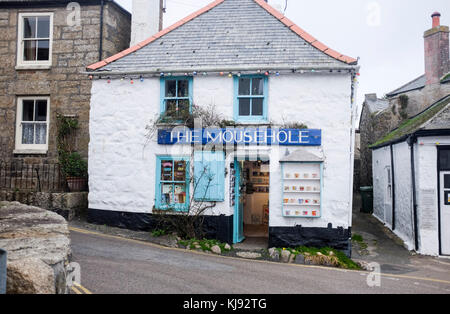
left=161, top=160, right=173, bottom=181
left=35, top=124, right=47, bottom=144
left=444, top=174, right=450, bottom=189
left=239, top=98, right=250, bottom=116
left=35, top=100, right=47, bottom=121
left=23, top=40, right=37, bottom=61
left=22, top=123, right=34, bottom=144
left=174, top=184, right=186, bottom=204
left=178, top=99, right=190, bottom=114
left=252, top=98, right=264, bottom=116
left=37, top=40, right=49, bottom=61
left=165, top=80, right=176, bottom=97
left=23, top=17, right=36, bottom=38
left=22, top=100, right=34, bottom=121
left=440, top=149, right=450, bottom=171
left=174, top=161, right=186, bottom=181
left=165, top=100, right=177, bottom=114
left=37, top=16, right=50, bottom=38
left=177, top=80, right=189, bottom=97
left=252, top=78, right=264, bottom=95
left=161, top=184, right=173, bottom=205
left=238, top=78, right=251, bottom=95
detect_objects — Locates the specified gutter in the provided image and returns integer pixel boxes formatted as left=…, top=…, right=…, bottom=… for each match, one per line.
left=99, top=0, right=105, bottom=61
left=83, top=65, right=360, bottom=77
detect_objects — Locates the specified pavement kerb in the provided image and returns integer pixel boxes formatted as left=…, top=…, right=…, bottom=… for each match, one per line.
left=69, top=226, right=450, bottom=286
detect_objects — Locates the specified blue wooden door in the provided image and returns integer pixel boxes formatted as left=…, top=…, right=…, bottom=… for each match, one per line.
left=234, top=159, right=245, bottom=243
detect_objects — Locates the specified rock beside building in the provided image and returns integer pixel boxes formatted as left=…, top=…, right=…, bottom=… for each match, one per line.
left=0, top=201, right=71, bottom=294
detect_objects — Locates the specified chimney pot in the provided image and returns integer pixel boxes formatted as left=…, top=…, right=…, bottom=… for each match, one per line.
left=432, top=12, right=441, bottom=28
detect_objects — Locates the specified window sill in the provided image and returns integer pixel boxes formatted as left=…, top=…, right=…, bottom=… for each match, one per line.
left=13, top=149, right=48, bottom=155
left=15, top=64, right=52, bottom=71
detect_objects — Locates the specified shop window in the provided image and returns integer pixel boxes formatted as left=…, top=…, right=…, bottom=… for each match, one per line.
left=160, top=77, right=193, bottom=119
left=194, top=151, right=225, bottom=201
left=15, top=97, right=50, bottom=153
left=155, top=156, right=190, bottom=211
left=17, top=13, right=53, bottom=68
left=234, top=76, right=268, bottom=122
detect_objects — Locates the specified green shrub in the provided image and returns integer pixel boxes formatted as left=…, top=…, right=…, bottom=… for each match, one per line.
left=60, top=152, right=88, bottom=177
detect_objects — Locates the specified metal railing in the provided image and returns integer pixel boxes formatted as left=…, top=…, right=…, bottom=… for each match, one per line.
left=0, top=161, right=68, bottom=192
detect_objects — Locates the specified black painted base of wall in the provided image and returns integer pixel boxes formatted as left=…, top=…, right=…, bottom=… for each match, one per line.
left=88, top=209, right=351, bottom=256
left=87, top=208, right=233, bottom=244
left=269, top=223, right=352, bottom=257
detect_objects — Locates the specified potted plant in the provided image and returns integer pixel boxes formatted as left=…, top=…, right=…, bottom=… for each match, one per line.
left=61, top=152, right=88, bottom=192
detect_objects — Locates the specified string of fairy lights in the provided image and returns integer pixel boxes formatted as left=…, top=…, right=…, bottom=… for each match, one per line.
left=88, top=68, right=360, bottom=85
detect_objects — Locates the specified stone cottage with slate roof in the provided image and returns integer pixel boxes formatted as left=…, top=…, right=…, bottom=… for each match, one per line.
left=86, top=0, right=359, bottom=254
left=371, top=95, right=450, bottom=256
left=359, top=12, right=450, bottom=187
left=0, top=0, right=131, bottom=164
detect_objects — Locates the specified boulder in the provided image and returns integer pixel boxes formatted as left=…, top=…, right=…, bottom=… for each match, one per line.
left=6, top=258, right=55, bottom=294
left=211, top=245, right=221, bottom=255
left=280, top=250, right=291, bottom=263
left=0, top=202, right=71, bottom=294
left=268, top=248, right=280, bottom=261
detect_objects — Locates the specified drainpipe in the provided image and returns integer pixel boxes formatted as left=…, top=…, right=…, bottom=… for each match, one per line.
left=390, top=144, right=396, bottom=230
left=99, top=0, right=105, bottom=61
left=407, top=135, right=419, bottom=251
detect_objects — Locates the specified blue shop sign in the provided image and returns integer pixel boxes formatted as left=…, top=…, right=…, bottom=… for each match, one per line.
left=158, top=128, right=322, bottom=146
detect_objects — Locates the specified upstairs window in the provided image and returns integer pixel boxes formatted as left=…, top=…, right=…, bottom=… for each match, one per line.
left=234, top=76, right=268, bottom=122
left=160, top=77, right=193, bottom=120
left=17, top=13, right=53, bottom=68
left=15, top=96, right=50, bottom=153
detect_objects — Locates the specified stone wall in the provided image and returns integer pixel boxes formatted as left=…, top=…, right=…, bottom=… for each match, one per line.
left=0, top=3, right=131, bottom=163
left=0, top=190, right=88, bottom=221
left=359, top=82, right=450, bottom=186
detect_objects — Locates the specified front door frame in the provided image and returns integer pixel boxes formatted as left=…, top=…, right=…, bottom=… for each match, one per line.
left=437, top=145, right=450, bottom=256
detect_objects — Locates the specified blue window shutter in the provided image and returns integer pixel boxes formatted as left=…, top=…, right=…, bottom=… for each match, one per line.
left=194, top=151, right=225, bottom=201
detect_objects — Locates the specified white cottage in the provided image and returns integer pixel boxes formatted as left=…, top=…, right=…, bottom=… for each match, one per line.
left=372, top=95, right=450, bottom=256
left=86, top=0, right=359, bottom=254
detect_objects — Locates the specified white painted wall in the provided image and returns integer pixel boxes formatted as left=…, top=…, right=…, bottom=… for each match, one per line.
left=89, top=72, right=354, bottom=229
left=415, top=136, right=450, bottom=256
left=130, top=0, right=160, bottom=46
left=372, top=136, right=450, bottom=256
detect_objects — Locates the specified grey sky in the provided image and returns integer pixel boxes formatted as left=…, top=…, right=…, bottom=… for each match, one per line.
left=115, top=0, right=450, bottom=115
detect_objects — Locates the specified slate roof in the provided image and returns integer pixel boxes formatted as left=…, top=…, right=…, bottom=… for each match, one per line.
left=87, top=0, right=357, bottom=73
left=386, top=74, right=426, bottom=97
left=371, top=94, right=450, bottom=148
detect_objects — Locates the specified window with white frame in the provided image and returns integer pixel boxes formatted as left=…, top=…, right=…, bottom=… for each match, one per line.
left=17, top=13, right=53, bottom=68
left=15, top=97, right=50, bottom=152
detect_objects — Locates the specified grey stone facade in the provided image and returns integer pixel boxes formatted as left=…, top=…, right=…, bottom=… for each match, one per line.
left=0, top=1, right=131, bottom=164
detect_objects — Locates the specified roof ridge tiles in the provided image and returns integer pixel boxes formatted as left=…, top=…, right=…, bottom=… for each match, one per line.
left=87, top=0, right=357, bottom=71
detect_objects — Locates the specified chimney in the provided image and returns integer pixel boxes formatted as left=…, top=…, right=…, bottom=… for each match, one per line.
left=130, top=0, right=163, bottom=47
left=424, top=12, right=449, bottom=85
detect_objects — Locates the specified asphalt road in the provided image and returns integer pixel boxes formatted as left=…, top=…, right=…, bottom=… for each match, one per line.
left=70, top=228, right=450, bottom=294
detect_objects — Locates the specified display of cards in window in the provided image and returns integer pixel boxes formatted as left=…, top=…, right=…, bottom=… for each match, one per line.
left=174, top=161, right=186, bottom=181
left=161, top=160, right=173, bottom=181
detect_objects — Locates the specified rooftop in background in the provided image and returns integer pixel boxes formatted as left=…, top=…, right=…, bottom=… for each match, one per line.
left=87, top=0, right=357, bottom=73
left=371, top=94, right=450, bottom=148
left=0, top=0, right=131, bottom=16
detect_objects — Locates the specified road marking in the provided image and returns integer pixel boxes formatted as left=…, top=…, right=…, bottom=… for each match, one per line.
left=73, top=282, right=93, bottom=294
left=71, top=286, right=82, bottom=295
left=68, top=226, right=450, bottom=286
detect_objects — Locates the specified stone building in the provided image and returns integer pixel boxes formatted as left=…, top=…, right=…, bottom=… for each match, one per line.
left=0, top=0, right=131, bottom=163
left=359, top=12, right=450, bottom=187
